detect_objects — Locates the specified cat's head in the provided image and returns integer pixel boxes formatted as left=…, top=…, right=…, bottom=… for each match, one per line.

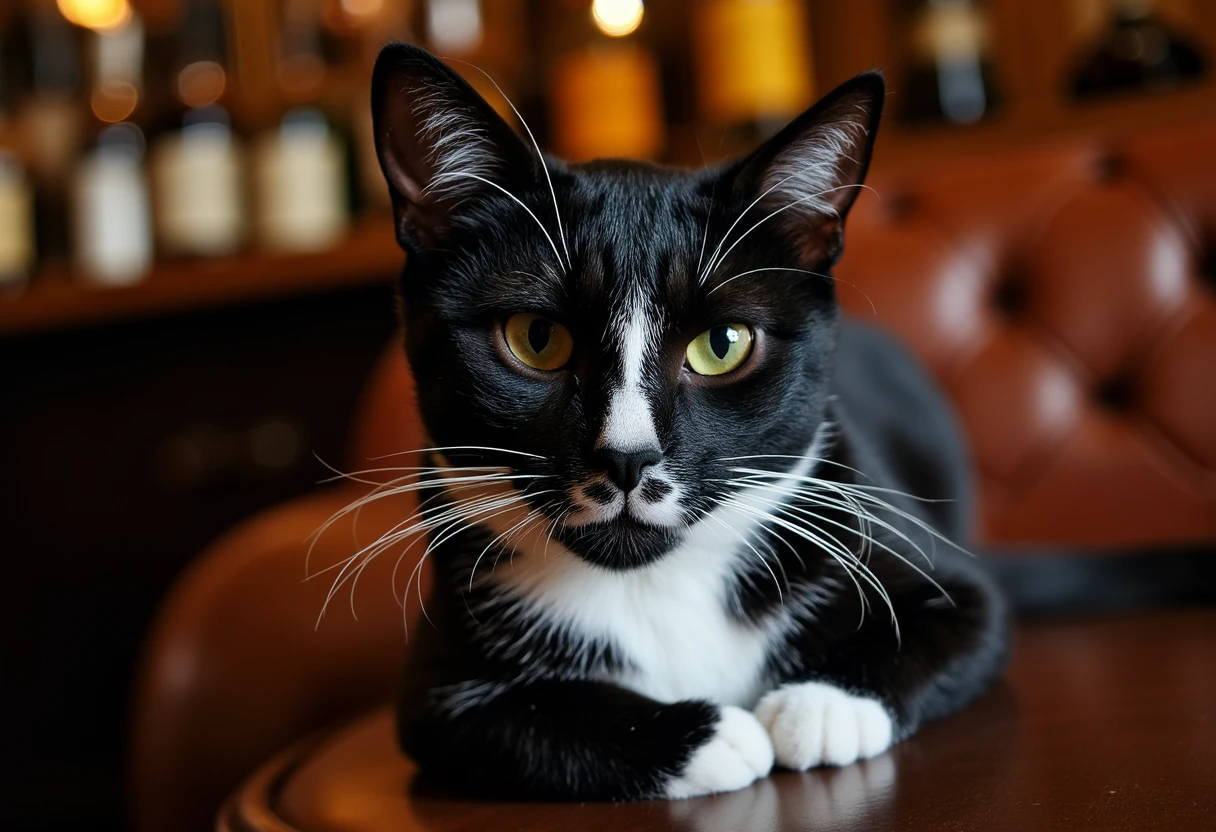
left=371, top=43, right=882, bottom=570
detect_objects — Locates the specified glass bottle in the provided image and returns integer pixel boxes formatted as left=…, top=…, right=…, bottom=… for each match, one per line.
left=691, top=0, right=814, bottom=155
left=1070, top=0, right=1207, bottom=100
left=71, top=12, right=154, bottom=286
left=252, top=0, right=350, bottom=254
left=10, top=2, right=84, bottom=270
left=547, top=0, right=665, bottom=162
left=898, top=0, right=1000, bottom=125
left=0, top=13, right=35, bottom=294
left=149, top=0, right=246, bottom=257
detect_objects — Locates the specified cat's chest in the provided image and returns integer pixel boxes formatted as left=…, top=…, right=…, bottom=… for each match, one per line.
left=489, top=539, right=780, bottom=708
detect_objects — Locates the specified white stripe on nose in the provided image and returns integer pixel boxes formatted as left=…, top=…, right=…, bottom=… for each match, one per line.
left=599, top=306, right=660, bottom=453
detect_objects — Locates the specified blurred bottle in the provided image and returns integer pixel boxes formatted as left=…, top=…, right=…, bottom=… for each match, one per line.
left=898, top=0, right=1000, bottom=126
left=691, top=0, right=813, bottom=154
left=1070, top=0, right=1207, bottom=100
left=150, top=0, right=246, bottom=258
left=253, top=0, right=350, bottom=254
left=9, top=2, right=84, bottom=270
left=420, top=0, right=526, bottom=123
left=341, top=0, right=413, bottom=212
left=0, top=11, right=36, bottom=295
left=548, top=0, right=665, bottom=162
left=72, top=13, right=154, bottom=286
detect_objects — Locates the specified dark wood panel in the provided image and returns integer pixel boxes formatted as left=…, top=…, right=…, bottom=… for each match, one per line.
left=0, top=284, right=398, bottom=830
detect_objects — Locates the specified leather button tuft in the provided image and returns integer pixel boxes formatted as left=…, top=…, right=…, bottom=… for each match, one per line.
left=991, top=277, right=1027, bottom=320
left=884, top=192, right=918, bottom=222
left=1093, top=153, right=1127, bottom=184
left=1095, top=376, right=1136, bottom=412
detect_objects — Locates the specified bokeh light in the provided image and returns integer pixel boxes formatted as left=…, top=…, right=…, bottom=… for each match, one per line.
left=592, top=0, right=644, bottom=38
left=57, top=0, right=132, bottom=32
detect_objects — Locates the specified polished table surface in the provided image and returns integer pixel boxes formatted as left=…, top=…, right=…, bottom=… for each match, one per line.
left=222, top=609, right=1216, bottom=831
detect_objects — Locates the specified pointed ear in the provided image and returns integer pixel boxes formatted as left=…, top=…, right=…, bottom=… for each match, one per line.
left=371, top=43, right=535, bottom=252
left=727, top=71, right=884, bottom=266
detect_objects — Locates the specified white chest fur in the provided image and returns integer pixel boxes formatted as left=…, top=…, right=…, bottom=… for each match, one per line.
left=488, top=512, right=783, bottom=708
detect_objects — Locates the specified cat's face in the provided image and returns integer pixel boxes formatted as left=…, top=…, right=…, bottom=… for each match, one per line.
left=372, top=45, right=882, bottom=570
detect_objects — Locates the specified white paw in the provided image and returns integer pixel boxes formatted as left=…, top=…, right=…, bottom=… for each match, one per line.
left=665, top=705, right=775, bottom=799
left=755, top=681, right=893, bottom=770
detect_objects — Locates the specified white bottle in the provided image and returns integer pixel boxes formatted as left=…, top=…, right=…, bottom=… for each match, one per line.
left=0, top=151, right=35, bottom=293
left=73, top=123, right=153, bottom=286
left=253, top=108, right=349, bottom=254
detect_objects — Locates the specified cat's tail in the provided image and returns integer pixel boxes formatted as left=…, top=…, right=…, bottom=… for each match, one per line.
left=979, top=544, right=1216, bottom=617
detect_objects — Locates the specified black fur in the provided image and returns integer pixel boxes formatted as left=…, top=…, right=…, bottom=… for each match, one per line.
left=370, top=43, right=1008, bottom=801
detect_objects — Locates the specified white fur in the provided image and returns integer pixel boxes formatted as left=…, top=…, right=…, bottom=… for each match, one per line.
left=627, top=463, right=685, bottom=527
left=600, top=302, right=660, bottom=454
left=479, top=440, right=829, bottom=708
left=760, top=119, right=864, bottom=220
left=488, top=501, right=779, bottom=707
left=665, top=706, right=774, bottom=798
left=412, top=84, right=498, bottom=202
left=755, top=681, right=893, bottom=770
left=569, top=468, right=686, bottom=529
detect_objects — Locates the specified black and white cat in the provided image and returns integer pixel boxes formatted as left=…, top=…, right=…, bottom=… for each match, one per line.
left=362, top=43, right=1008, bottom=801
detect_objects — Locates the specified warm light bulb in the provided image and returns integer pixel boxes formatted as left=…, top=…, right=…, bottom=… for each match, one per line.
left=57, top=0, right=132, bottom=32
left=592, top=0, right=644, bottom=38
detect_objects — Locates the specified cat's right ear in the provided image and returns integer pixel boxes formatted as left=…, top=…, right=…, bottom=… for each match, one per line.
left=371, top=43, right=535, bottom=252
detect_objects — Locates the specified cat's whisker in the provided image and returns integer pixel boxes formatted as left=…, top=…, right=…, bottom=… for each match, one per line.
left=466, top=499, right=557, bottom=594
left=324, top=489, right=520, bottom=611
left=701, top=507, right=785, bottom=605
left=716, top=454, right=873, bottom=482
left=719, top=496, right=882, bottom=632
left=308, top=470, right=544, bottom=552
left=728, top=473, right=941, bottom=570
left=707, top=266, right=834, bottom=296
left=443, top=58, right=570, bottom=270
left=317, top=464, right=511, bottom=486
left=357, top=490, right=549, bottom=620
left=728, top=467, right=969, bottom=555
left=369, top=445, right=549, bottom=461
left=700, top=164, right=827, bottom=283
left=382, top=491, right=541, bottom=635
left=428, top=171, right=567, bottom=271
left=750, top=483, right=954, bottom=609
left=319, top=487, right=532, bottom=624
left=703, top=184, right=873, bottom=281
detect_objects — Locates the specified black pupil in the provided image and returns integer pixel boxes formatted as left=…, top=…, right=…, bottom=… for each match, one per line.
left=709, top=326, right=735, bottom=360
left=527, top=318, right=552, bottom=354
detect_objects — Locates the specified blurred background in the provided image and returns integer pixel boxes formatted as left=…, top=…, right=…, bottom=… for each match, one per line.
left=1, top=0, right=1214, bottom=829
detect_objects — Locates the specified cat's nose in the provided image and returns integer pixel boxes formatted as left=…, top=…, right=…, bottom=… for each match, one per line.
left=596, top=448, right=662, bottom=494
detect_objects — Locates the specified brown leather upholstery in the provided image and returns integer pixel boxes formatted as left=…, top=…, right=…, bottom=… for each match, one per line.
left=219, top=609, right=1216, bottom=832
left=128, top=345, right=429, bottom=832
left=130, top=121, right=1216, bottom=832
left=838, top=124, right=1216, bottom=544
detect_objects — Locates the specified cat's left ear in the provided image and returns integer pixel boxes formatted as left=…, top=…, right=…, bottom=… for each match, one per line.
left=371, top=43, right=537, bottom=252
left=725, top=71, right=884, bottom=266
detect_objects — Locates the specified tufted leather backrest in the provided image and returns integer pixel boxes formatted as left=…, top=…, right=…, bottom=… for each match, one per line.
left=353, top=122, right=1216, bottom=548
left=830, top=124, right=1216, bottom=546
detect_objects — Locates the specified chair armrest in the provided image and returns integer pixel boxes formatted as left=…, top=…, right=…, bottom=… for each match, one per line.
left=129, top=483, right=423, bottom=832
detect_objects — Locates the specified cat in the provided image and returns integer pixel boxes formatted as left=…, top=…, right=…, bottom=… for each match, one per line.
left=363, top=42, right=1008, bottom=801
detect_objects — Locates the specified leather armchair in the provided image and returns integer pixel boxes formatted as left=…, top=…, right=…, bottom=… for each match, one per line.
left=130, top=121, right=1216, bottom=832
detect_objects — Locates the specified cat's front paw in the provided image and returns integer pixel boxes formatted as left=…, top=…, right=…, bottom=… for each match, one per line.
left=665, top=705, right=774, bottom=799
left=755, top=681, right=893, bottom=770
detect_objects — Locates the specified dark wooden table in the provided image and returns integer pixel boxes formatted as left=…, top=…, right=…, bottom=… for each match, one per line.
left=223, top=608, right=1216, bottom=831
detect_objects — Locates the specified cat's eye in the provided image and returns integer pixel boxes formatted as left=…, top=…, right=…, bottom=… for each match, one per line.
left=686, top=324, right=754, bottom=376
left=503, top=313, right=574, bottom=371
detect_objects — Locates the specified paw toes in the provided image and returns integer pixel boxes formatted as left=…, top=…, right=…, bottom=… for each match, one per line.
left=754, top=682, right=893, bottom=771
left=666, top=706, right=774, bottom=799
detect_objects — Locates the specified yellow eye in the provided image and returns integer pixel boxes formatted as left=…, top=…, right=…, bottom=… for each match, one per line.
left=503, top=313, right=574, bottom=371
left=686, top=324, right=753, bottom=376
